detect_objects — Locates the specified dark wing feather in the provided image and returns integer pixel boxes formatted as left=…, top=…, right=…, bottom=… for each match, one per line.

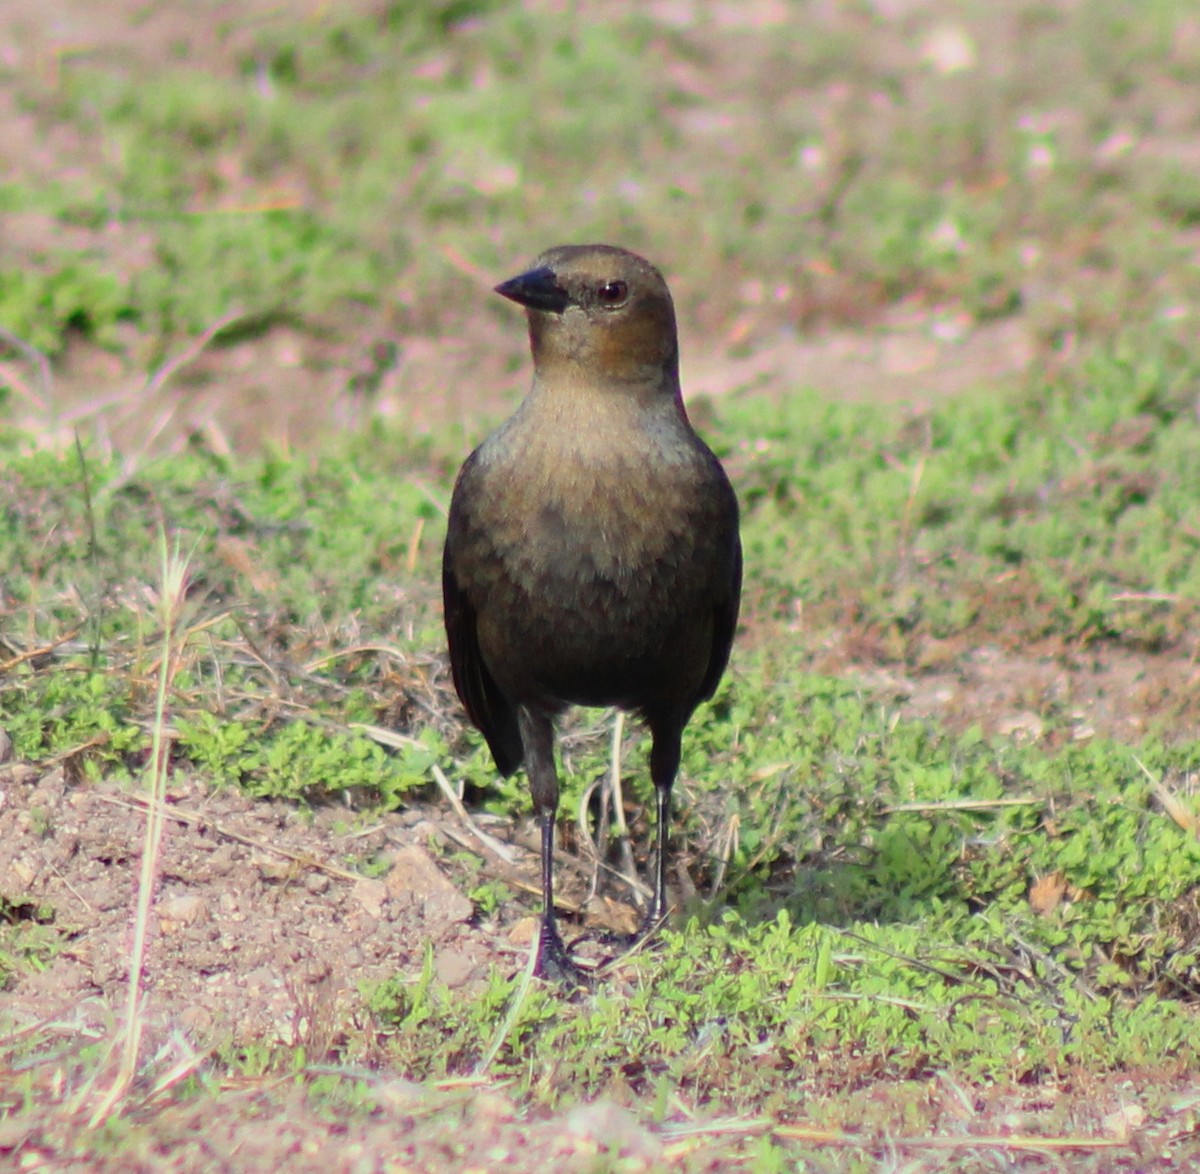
left=442, top=492, right=524, bottom=777
left=696, top=514, right=742, bottom=706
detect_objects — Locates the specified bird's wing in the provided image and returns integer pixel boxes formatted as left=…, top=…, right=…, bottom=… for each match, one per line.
left=442, top=512, right=524, bottom=778
left=697, top=531, right=742, bottom=706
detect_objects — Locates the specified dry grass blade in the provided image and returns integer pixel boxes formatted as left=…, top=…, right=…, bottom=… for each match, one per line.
left=0, top=325, right=52, bottom=411
left=707, top=811, right=740, bottom=901
left=90, top=791, right=363, bottom=883
left=811, top=991, right=933, bottom=1012
left=429, top=762, right=518, bottom=864
left=0, top=630, right=84, bottom=673
left=1153, top=781, right=1199, bottom=837
left=351, top=720, right=425, bottom=750
left=306, top=645, right=414, bottom=674
left=895, top=1133, right=1128, bottom=1152
left=663, top=1115, right=775, bottom=1139
left=87, top=532, right=194, bottom=1126
left=1134, top=756, right=1198, bottom=838
left=474, top=928, right=541, bottom=1076
left=141, top=312, right=248, bottom=401
left=577, top=712, right=649, bottom=905
left=880, top=797, right=1044, bottom=814
left=660, top=1116, right=773, bottom=1159
left=833, top=928, right=991, bottom=990
left=605, top=712, right=636, bottom=880
left=771, top=1126, right=1128, bottom=1152
left=60, top=310, right=229, bottom=424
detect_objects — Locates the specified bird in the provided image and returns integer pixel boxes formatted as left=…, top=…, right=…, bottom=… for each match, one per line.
left=442, top=244, right=742, bottom=982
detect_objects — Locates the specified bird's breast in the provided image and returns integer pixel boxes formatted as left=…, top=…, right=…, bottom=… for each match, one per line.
left=485, top=443, right=714, bottom=580
left=449, top=402, right=738, bottom=711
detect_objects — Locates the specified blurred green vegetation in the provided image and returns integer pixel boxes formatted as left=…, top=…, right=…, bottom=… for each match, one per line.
left=3, top=0, right=1200, bottom=358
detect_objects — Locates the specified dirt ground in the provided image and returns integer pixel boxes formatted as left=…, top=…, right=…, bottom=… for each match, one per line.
left=0, top=756, right=541, bottom=1046
left=3, top=644, right=1196, bottom=1058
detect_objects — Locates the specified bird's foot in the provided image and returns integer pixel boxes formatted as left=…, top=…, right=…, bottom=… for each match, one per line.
left=533, top=919, right=591, bottom=989
left=574, top=907, right=669, bottom=959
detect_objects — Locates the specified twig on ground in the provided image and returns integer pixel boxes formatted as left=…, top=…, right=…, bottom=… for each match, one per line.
left=880, top=797, right=1043, bottom=814
left=1135, top=755, right=1198, bottom=838
left=91, top=791, right=362, bottom=882
left=430, top=762, right=518, bottom=864
left=0, top=326, right=52, bottom=411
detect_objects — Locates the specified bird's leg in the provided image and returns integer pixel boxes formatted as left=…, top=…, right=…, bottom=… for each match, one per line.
left=643, top=729, right=683, bottom=934
left=519, top=708, right=587, bottom=986
left=582, top=726, right=682, bottom=957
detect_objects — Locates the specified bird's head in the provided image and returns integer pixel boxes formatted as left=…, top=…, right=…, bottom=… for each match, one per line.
left=495, top=244, right=680, bottom=391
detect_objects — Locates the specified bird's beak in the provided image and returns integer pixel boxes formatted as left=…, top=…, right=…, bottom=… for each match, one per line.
left=494, top=266, right=571, bottom=314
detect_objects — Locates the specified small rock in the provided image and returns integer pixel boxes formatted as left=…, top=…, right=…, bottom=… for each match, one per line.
left=254, top=853, right=294, bottom=881
left=31, top=767, right=66, bottom=805
left=207, top=844, right=238, bottom=876
left=508, top=917, right=538, bottom=947
left=179, top=1004, right=214, bottom=1035
left=304, top=871, right=331, bottom=895
left=996, top=711, right=1044, bottom=741
left=582, top=895, right=639, bottom=936
left=563, top=1100, right=662, bottom=1163
left=9, top=858, right=37, bottom=887
left=435, top=946, right=479, bottom=988
left=353, top=878, right=388, bottom=919
left=243, top=965, right=281, bottom=996
left=384, top=843, right=444, bottom=899
left=92, top=956, right=128, bottom=987
left=468, top=1091, right=515, bottom=1124
left=0, top=763, right=37, bottom=787
left=385, top=844, right=473, bottom=927
left=158, top=894, right=208, bottom=925
left=423, top=886, right=474, bottom=927
left=1102, top=1103, right=1146, bottom=1139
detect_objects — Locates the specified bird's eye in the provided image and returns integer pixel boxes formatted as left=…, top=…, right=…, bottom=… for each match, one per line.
left=597, top=280, right=628, bottom=307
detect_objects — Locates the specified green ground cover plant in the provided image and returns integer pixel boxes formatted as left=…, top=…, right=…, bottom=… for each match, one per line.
left=3, top=335, right=1199, bottom=1164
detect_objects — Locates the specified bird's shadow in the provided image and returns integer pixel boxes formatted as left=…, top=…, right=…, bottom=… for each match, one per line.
left=671, top=810, right=987, bottom=939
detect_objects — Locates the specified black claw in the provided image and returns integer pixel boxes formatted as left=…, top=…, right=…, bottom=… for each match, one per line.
left=573, top=908, right=669, bottom=963
left=533, top=918, right=591, bottom=988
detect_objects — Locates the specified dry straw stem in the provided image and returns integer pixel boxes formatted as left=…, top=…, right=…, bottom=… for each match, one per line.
left=474, top=923, right=542, bottom=1076
left=707, top=810, right=740, bottom=900
left=0, top=325, right=52, bottom=411
left=879, top=797, right=1044, bottom=814
left=0, top=631, right=83, bottom=672
left=88, top=532, right=194, bottom=1126
left=431, top=820, right=586, bottom=914
left=772, top=1126, right=1126, bottom=1153
left=659, top=1116, right=773, bottom=1160
left=65, top=310, right=248, bottom=478
left=428, top=760, right=518, bottom=865
left=577, top=712, right=653, bottom=905
left=1134, top=755, right=1199, bottom=839
left=91, top=791, right=362, bottom=884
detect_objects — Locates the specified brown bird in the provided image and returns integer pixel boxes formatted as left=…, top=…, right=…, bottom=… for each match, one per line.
left=442, top=244, right=741, bottom=981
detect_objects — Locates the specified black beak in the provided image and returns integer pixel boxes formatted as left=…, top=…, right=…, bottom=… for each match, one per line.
left=495, top=265, right=571, bottom=314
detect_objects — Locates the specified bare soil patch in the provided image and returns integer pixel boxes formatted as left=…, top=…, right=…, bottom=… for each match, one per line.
left=0, top=764, right=505, bottom=1045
